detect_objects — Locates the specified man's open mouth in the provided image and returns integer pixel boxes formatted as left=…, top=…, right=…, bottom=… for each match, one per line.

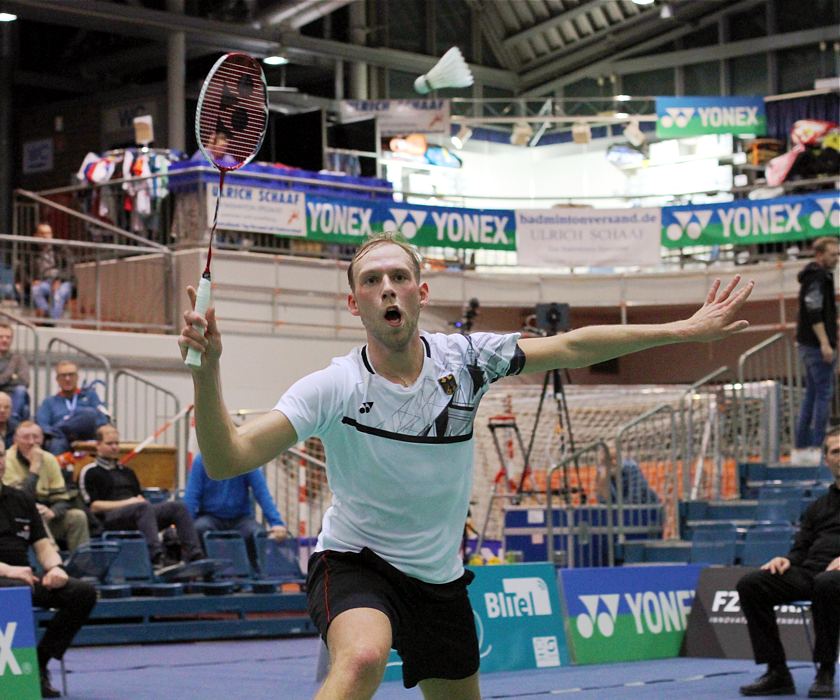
left=384, top=306, right=402, bottom=325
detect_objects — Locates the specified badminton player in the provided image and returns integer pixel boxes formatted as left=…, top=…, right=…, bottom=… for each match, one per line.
left=179, top=235, right=754, bottom=700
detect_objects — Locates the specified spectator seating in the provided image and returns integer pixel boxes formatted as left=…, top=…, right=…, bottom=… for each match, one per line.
left=254, top=531, right=305, bottom=584
left=63, top=540, right=121, bottom=583
left=202, top=530, right=286, bottom=593
left=741, top=523, right=796, bottom=567
left=689, top=523, right=738, bottom=565
left=102, top=531, right=184, bottom=597
left=756, top=485, right=806, bottom=525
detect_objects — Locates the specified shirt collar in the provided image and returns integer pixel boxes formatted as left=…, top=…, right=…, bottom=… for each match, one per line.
left=95, top=456, right=119, bottom=470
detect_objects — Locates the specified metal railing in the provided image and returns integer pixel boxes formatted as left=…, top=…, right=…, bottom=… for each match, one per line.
left=736, top=332, right=797, bottom=464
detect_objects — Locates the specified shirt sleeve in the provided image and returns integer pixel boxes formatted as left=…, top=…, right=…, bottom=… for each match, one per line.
left=273, top=364, right=345, bottom=443
left=248, top=470, right=284, bottom=527
left=465, top=332, right=523, bottom=382
left=82, top=467, right=109, bottom=504
left=786, top=499, right=819, bottom=565
left=183, top=455, right=205, bottom=518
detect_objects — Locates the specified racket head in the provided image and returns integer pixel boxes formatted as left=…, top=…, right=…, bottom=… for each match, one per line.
left=196, top=52, right=268, bottom=172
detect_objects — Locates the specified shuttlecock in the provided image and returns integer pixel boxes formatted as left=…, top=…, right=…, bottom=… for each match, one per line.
left=414, top=46, right=474, bottom=94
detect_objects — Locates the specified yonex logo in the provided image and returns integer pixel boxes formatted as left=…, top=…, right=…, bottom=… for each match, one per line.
left=0, top=622, right=22, bottom=676
left=810, top=197, right=840, bottom=230
left=358, top=401, right=374, bottom=414
left=576, top=594, right=620, bottom=638
left=666, top=209, right=714, bottom=242
left=659, top=107, right=695, bottom=130
left=383, top=209, right=427, bottom=240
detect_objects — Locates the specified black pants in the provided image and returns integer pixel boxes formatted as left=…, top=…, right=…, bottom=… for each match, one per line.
left=737, top=567, right=840, bottom=666
left=100, top=500, right=202, bottom=561
left=0, top=576, right=96, bottom=662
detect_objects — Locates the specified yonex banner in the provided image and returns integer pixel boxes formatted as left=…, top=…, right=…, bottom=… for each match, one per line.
left=0, top=587, right=41, bottom=699
left=306, top=194, right=516, bottom=251
left=662, top=192, right=839, bottom=248
left=339, top=99, right=450, bottom=135
left=656, top=97, right=766, bottom=138
left=516, top=207, right=662, bottom=267
left=383, top=563, right=570, bottom=682
left=558, top=565, right=702, bottom=664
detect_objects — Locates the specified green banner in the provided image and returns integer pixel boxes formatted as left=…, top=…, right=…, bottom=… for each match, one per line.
left=662, top=192, right=839, bottom=248
left=656, top=97, right=766, bottom=138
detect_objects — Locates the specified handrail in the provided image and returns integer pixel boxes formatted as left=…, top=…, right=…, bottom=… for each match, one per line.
left=0, top=310, right=40, bottom=409
left=3, top=233, right=164, bottom=256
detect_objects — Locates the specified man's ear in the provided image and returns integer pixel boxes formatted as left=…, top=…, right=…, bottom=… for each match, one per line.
left=418, top=281, right=430, bottom=308
left=347, top=291, right=360, bottom=317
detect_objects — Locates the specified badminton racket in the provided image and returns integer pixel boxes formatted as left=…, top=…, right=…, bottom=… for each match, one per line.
left=185, top=52, right=268, bottom=367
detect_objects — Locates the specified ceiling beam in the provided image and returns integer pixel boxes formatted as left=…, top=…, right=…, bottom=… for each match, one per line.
left=464, top=0, right=521, bottom=71
left=521, top=0, right=763, bottom=94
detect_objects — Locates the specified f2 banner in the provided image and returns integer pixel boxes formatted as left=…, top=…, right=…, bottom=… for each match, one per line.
left=662, top=192, right=839, bottom=248
left=0, top=587, right=40, bottom=700
left=383, top=563, right=570, bottom=682
left=656, top=96, right=766, bottom=139
left=516, top=208, right=661, bottom=267
left=306, top=195, right=516, bottom=251
left=558, top=565, right=702, bottom=664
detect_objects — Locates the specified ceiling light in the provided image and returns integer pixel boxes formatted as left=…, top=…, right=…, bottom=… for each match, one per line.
left=631, top=0, right=655, bottom=5
left=660, top=4, right=674, bottom=19
left=451, top=125, right=473, bottom=150
left=615, top=94, right=631, bottom=102
left=614, top=112, right=629, bottom=119
left=0, top=12, right=17, bottom=21
left=263, top=55, right=289, bottom=66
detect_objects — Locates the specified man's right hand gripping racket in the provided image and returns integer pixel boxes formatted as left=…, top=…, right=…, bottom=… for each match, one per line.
left=185, top=52, right=268, bottom=368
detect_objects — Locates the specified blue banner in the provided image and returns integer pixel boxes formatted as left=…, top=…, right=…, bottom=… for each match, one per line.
left=0, top=587, right=40, bottom=699
left=383, top=563, right=570, bottom=682
left=662, top=191, right=839, bottom=248
left=558, top=565, right=703, bottom=664
left=656, top=96, right=766, bottom=138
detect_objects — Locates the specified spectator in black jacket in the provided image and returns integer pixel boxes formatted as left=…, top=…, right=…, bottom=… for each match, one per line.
left=794, top=236, right=839, bottom=462
left=0, top=442, right=96, bottom=698
left=736, top=425, right=840, bottom=698
left=79, top=424, right=203, bottom=568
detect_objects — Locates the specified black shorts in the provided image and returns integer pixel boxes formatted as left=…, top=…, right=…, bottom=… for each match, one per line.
left=306, top=547, right=479, bottom=688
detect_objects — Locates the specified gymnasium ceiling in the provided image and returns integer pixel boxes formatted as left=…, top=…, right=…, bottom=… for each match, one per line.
left=2, top=0, right=829, bottom=111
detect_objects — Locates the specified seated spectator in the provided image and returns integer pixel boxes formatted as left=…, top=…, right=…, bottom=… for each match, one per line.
left=36, top=360, right=109, bottom=455
left=30, top=222, right=74, bottom=322
left=80, top=425, right=203, bottom=568
left=595, top=443, right=659, bottom=505
left=3, top=421, right=90, bottom=553
left=0, top=391, right=16, bottom=448
left=184, top=452, right=288, bottom=568
left=0, top=442, right=97, bottom=698
left=0, top=322, right=30, bottom=422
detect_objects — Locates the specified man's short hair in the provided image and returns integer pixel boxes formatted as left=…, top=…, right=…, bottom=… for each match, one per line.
left=813, top=236, right=839, bottom=254
left=96, top=424, right=118, bottom=442
left=346, top=234, right=422, bottom=291
left=0, top=322, right=12, bottom=332
left=55, top=359, right=77, bottom=373
left=14, top=419, right=37, bottom=436
left=824, top=425, right=840, bottom=452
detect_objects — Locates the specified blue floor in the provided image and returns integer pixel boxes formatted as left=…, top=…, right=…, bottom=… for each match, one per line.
left=56, top=637, right=822, bottom=699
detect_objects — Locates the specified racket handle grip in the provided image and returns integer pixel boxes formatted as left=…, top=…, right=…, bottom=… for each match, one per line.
left=185, top=276, right=212, bottom=368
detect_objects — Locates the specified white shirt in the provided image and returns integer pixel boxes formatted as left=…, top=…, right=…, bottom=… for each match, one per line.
left=274, top=331, right=521, bottom=583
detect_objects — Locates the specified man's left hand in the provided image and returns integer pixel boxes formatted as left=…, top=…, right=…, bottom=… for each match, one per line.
left=36, top=503, right=55, bottom=522
left=826, top=556, right=840, bottom=572
left=682, top=276, right=754, bottom=343
left=41, top=566, right=69, bottom=590
left=267, top=525, right=288, bottom=540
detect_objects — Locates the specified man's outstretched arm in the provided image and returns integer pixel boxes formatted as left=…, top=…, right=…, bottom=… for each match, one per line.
left=179, top=286, right=298, bottom=479
left=518, top=276, right=754, bottom=373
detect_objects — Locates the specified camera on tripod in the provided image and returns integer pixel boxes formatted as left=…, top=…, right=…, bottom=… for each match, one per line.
left=535, top=303, right=571, bottom=335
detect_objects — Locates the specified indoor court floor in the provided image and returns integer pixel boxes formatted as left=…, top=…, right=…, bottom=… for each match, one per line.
left=56, top=637, right=821, bottom=699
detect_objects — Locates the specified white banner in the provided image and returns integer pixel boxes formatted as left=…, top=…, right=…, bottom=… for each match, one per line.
left=339, top=99, right=450, bottom=135
left=205, top=184, right=306, bottom=237
left=516, top=208, right=662, bottom=268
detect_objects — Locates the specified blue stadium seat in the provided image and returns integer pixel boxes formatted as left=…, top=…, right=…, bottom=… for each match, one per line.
left=254, top=532, right=305, bottom=584
left=63, top=541, right=121, bottom=582
left=756, top=486, right=805, bottom=524
left=689, top=523, right=737, bottom=565
left=203, top=530, right=285, bottom=593
left=741, top=523, right=795, bottom=567
left=102, top=531, right=183, bottom=596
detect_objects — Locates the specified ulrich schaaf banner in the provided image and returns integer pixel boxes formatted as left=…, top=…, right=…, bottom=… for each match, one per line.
left=339, top=99, right=450, bottom=135
left=662, top=191, right=839, bottom=248
left=205, top=183, right=307, bottom=237
left=306, top=194, right=516, bottom=251
left=656, top=96, right=766, bottom=139
left=516, top=207, right=662, bottom=267
left=558, top=564, right=702, bottom=664
left=383, top=563, right=570, bottom=682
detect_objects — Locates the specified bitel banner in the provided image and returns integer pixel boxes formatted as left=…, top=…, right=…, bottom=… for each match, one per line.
left=558, top=565, right=702, bottom=664
left=656, top=96, right=766, bottom=139
left=662, top=191, right=839, bottom=248
left=682, top=566, right=814, bottom=661
left=383, top=563, right=570, bottom=681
